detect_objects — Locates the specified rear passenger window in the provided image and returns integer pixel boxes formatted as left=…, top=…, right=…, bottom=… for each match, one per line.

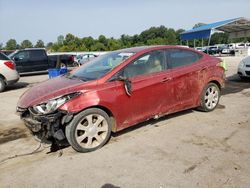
left=30, top=50, right=46, bottom=61
left=168, top=49, right=201, bottom=68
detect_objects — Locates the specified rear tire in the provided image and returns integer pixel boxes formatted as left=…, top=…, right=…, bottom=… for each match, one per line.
left=0, top=78, right=6, bottom=92
left=199, top=83, right=220, bottom=112
left=65, top=108, right=112, bottom=152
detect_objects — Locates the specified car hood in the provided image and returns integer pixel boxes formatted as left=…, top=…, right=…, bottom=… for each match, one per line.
left=243, top=56, right=250, bottom=65
left=17, top=76, right=95, bottom=108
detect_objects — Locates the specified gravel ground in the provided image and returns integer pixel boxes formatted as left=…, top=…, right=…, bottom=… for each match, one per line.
left=0, top=56, right=250, bottom=188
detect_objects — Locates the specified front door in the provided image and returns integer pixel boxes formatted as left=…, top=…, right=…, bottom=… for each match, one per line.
left=13, top=51, right=30, bottom=73
left=112, top=50, right=175, bottom=130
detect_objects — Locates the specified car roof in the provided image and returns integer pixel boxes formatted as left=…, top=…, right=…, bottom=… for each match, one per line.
left=115, top=45, right=190, bottom=53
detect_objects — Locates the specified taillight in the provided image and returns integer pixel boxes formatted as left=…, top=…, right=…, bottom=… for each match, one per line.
left=4, top=61, right=15, bottom=70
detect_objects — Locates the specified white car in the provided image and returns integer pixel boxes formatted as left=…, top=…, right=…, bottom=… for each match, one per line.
left=238, top=55, right=250, bottom=79
left=0, top=52, right=20, bottom=92
left=76, top=54, right=98, bottom=65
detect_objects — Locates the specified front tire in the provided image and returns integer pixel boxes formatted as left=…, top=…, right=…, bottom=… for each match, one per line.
left=0, top=78, right=6, bottom=92
left=65, top=108, right=112, bottom=152
left=199, top=83, right=220, bottom=112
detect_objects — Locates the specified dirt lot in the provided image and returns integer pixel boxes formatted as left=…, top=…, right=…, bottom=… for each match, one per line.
left=0, top=56, right=250, bottom=188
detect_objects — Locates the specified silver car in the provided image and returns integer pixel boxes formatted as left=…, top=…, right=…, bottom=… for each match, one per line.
left=0, top=52, right=19, bottom=92
left=238, top=55, right=250, bottom=79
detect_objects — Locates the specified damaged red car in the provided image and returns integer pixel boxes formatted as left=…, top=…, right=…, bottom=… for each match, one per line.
left=17, top=46, right=225, bottom=152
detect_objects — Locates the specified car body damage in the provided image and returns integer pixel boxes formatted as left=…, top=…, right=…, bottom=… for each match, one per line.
left=16, top=45, right=225, bottom=152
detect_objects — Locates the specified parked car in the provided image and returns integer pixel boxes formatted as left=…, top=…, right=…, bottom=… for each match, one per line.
left=0, top=52, right=19, bottom=92
left=195, top=47, right=206, bottom=52
left=238, top=55, right=250, bottom=79
left=8, top=48, right=74, bottom=73
left=203, top=46, right=223, bottom=55
left=221, top=47, right=235, bottom=55
left=16, top=45, right=225, bottom=152
left=75, top=53, right=98, bottom=65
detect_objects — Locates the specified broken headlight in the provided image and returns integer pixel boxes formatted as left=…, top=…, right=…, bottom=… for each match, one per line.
left=32, top=92, right=81, bottom=115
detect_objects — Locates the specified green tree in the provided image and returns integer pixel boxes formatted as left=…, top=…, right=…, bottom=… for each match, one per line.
left=21, top=40, right=33, bottom=49
left=90, top=42, right=106, bottom=51
left=98, top=35, right=108, bottom=46
left=107, top=38, right=121, bottom=50
left=82, top=36, right=95, bottom=50
left=57, top=35, right=64, bottom=45
left=35, top=40, right=45, bottom=48
left=6, top=26, right=188, bottom=52
left=120, top=34, right=132, bottom=47
left=46, top=42, right=53, bottom=48
left=5, top=39, right=17, bottom=50
left=64, top=33, right=75, bottom=46
left=210, top=33, right=229, bottom=45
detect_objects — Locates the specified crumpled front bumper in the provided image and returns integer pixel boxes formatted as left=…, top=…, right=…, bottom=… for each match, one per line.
left=16, top=106, right=73, bottom=141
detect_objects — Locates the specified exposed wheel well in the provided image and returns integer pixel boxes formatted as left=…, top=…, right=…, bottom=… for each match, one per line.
left=0, top=74, right=7, bottom=84
left=209, top=80, right=221, bottom=90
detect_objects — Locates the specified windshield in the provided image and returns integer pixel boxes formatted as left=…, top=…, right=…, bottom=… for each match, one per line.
left=65, top=51, right=134, bottom=81
left=8, top=50, right=19, bottom=59
left=0, top=52, right=11, bottom=60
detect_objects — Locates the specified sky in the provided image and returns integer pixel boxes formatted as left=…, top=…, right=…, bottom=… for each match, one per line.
left=0, top=0, right=250, bottom=45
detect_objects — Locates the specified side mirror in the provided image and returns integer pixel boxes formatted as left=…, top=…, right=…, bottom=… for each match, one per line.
left=118, top=76, right=128, bottom=81
left=118, top=76, right=132, bottom=96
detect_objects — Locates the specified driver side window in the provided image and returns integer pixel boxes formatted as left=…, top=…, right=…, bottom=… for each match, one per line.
left=122, top=50, right=165, bottom=78
left=14, top=51, right=29, bottom=61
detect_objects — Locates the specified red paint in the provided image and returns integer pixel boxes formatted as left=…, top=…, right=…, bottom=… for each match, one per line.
left=18, top=46, right=225, bottom=132
left=4, top=61, right=15, bottom=70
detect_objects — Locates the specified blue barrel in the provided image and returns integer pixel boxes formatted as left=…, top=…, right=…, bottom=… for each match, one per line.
left=48, top=68, right=68, bottom=78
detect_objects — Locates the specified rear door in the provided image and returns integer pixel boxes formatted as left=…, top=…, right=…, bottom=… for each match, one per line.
left=29, top=50, right=48, bottom=71
left=167, top=48, right=203, bottom=111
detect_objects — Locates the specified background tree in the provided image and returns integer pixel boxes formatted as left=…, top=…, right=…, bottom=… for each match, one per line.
left=210, top=33, right=229, bottom=45
left=5, top=24, right=245, bottom=52
left=82, top=36, right=95, bottom=50
left=57, top=35, right=64, bottom=45
left=20, top=40, right=33, bottom=49
left=35, top=40, right=45, bottom=48
left=90, top=42, right=106, bottom=51
left=5, top=39, right=17, bottom=50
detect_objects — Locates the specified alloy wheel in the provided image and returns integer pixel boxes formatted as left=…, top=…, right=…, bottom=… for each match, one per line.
left=204, top=85, right=219, bottom=110
left=75, top=114, right=109, bottom=149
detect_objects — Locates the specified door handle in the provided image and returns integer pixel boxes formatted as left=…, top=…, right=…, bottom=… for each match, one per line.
left=162, top=77, right=172, bottom=83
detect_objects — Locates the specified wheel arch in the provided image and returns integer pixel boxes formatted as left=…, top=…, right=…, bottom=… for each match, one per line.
left=209, top=80, right=222, bottom=90
left=78, top=105, right=117, bottom=132
left=196, top=79, right=222, bottom=107
left=0, top=74, right=7, bottom=84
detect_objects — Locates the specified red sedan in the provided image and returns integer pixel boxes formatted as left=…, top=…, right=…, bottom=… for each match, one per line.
left=17, top=46, right=225, bottom=152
